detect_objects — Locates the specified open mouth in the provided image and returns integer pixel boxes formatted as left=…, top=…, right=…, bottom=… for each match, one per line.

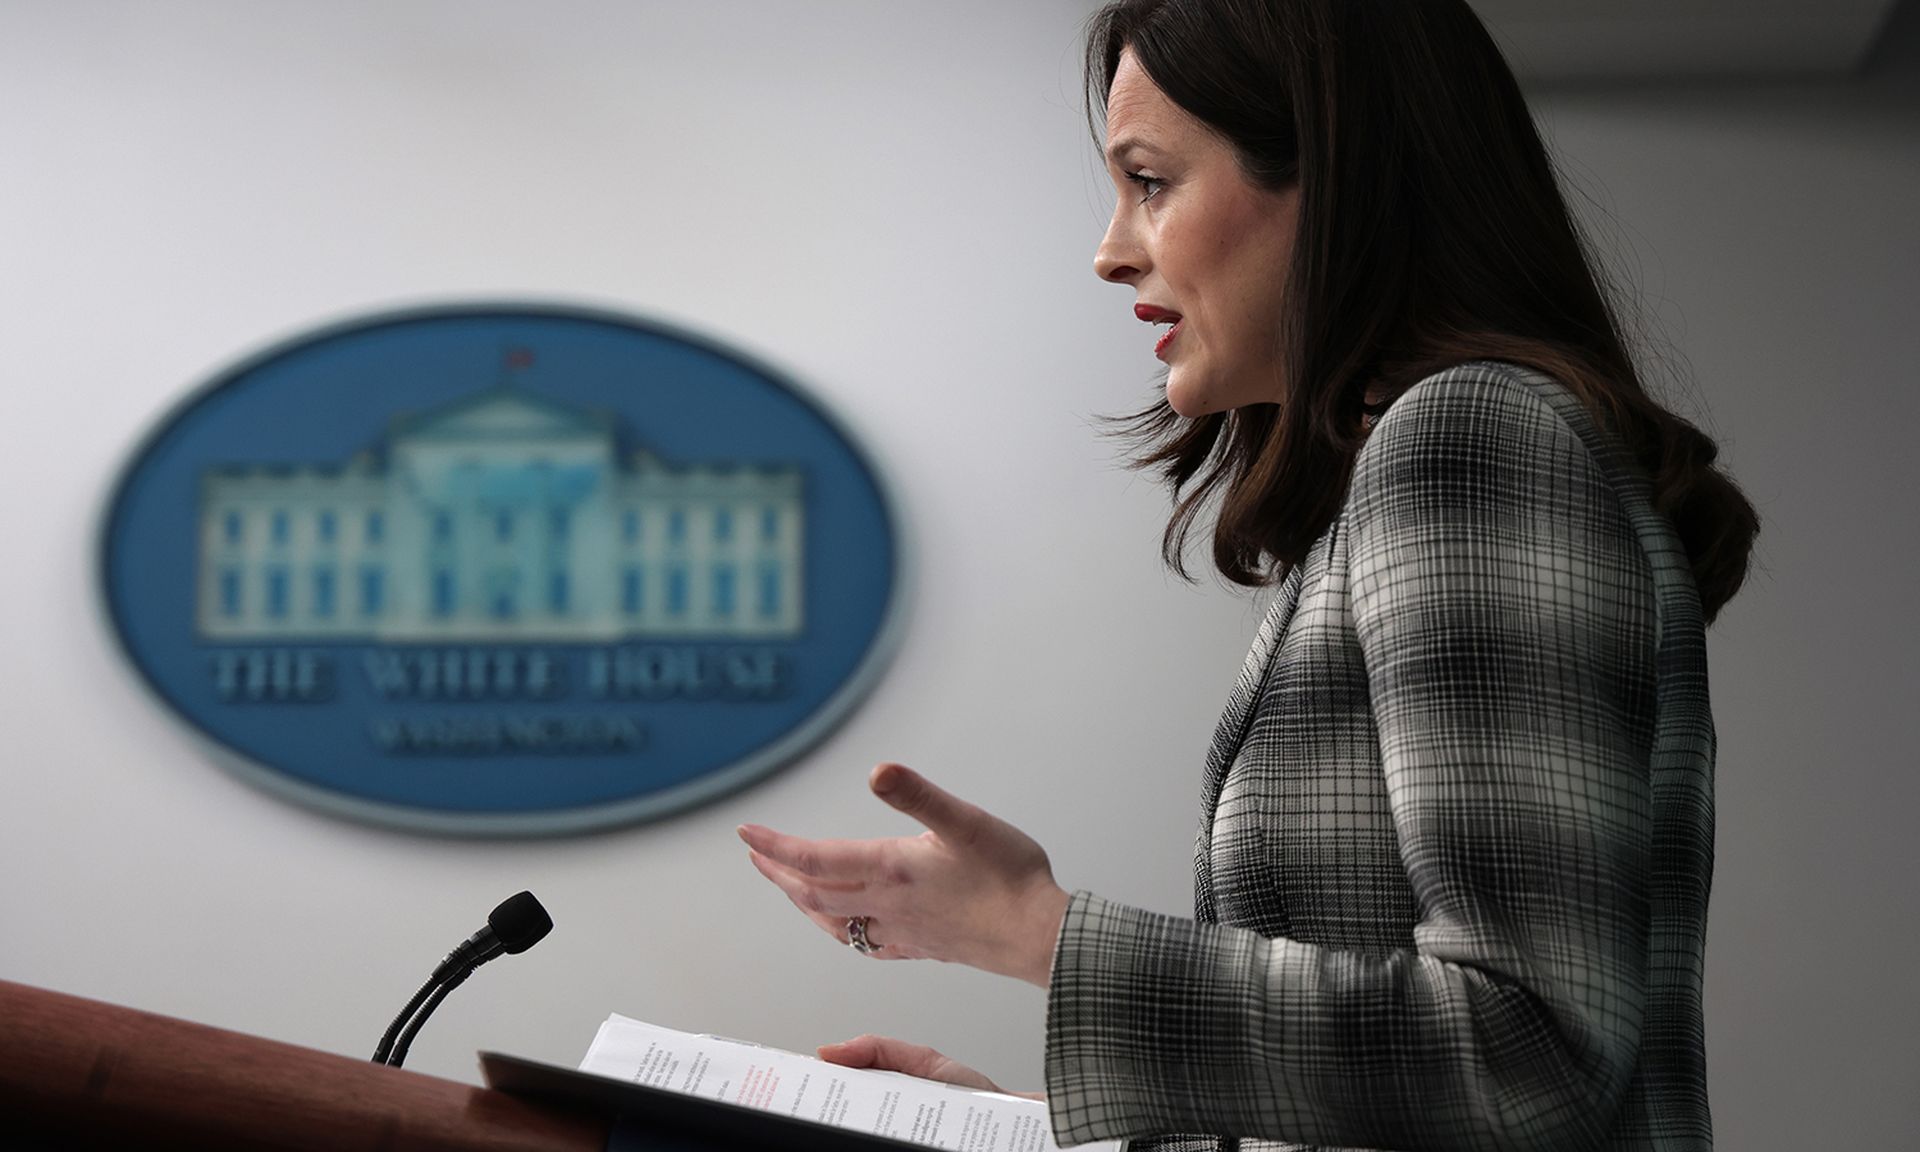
left=1133, top=304, right=1183, bottom=359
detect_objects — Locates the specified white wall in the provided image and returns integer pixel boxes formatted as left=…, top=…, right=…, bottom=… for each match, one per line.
left=0, top=2, right=1913, bottom=1148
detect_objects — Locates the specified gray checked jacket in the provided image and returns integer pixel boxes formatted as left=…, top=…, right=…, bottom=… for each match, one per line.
left=1043, top=360, right=1715, bottom=1152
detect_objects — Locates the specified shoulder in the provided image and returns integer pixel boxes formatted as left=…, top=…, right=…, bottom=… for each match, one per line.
left=1362, top=359, right=1584, bottom=453
left=1350, top=359, right=1605, bottom=507
left=1345, top=357, right=1658, bottom=656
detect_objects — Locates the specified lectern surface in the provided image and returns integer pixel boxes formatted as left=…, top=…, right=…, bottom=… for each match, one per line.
left=0, top=979, right=606, bottom=1152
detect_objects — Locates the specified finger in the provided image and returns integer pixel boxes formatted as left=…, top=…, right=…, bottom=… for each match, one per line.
left=827, top=1036, right=998, bottom=1091
left=868, top=763, right=992, bottom=846
left=747, top=849, right=862, bottom=923
left=817, top=1035, right=948, bottom=1081
left=816, top=1034, right=884, bottom=1068
left=746, top=854, right=914, bottom=960
left=737, top=824, right=878, bottom=888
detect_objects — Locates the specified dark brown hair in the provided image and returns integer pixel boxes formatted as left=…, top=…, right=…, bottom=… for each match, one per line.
left=1086, top=0, right=1759, bottom=625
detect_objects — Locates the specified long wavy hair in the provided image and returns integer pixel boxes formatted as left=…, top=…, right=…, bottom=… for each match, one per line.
left=1086, top=0, right=1759, bottom=625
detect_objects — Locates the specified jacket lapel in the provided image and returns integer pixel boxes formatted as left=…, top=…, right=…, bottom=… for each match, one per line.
left=1192, top=561, right=1307, bottom=923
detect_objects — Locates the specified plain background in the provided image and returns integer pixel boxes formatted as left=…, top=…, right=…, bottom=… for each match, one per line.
left=1, top=2, right=1914, bottom=1149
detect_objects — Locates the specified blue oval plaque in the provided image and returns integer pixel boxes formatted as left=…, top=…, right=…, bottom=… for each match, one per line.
left=99, top=303, right=905, bottom=834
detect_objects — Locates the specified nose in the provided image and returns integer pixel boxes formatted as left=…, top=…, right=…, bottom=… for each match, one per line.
left=1094, top=204, right=1143, bottom=284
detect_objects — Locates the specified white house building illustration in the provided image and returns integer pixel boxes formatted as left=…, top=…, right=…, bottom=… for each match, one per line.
left=196, top=390, right=805, bottom=640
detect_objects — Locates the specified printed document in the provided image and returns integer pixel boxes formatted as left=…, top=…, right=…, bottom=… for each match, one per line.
left=580, top=1013, right=1118, bottom=1152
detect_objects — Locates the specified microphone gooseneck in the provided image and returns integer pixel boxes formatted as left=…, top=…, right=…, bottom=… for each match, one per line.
left=371, top=974, right=441, bottom=1067
left=371, top=890, right=553, bottom=1067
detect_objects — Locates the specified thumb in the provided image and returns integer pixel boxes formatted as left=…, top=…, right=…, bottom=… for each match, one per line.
left=818, top=1034, right=936, bottom=1078
left=869, top=763, right=985, bottom=843
left=818, top=1035, right=997, bottom=1092
left=817, top=1035, right=885, bottom=1069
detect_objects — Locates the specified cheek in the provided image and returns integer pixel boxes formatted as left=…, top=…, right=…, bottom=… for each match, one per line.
left=1210, top=221, right=1294, bottom=357
left=1173, top=210, right=1278, bottom=333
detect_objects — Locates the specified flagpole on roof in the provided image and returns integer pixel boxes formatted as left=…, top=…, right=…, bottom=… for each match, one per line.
left=498, top=345, right=535, bottom=390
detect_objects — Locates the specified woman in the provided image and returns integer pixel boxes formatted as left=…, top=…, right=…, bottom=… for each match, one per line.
left=739, top=1, right=1759, bottom=1149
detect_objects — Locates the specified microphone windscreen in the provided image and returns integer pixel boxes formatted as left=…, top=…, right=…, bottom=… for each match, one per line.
left=488, top=890, right=554, bottom=954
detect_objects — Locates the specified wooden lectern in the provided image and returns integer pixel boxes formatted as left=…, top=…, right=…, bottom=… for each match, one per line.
left=1, top=978, right=609, bottom=1151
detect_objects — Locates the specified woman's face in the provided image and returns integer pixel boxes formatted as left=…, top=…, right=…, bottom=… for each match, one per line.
left=1095, top=49, right=1301, bottom=419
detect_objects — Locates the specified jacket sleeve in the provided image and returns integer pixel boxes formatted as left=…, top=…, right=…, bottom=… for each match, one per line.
left=1043, top=369, right=1659, bottom=1152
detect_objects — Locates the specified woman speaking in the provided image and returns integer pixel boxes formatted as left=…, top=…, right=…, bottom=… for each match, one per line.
left=738, top=1, right=1758, bottom=1149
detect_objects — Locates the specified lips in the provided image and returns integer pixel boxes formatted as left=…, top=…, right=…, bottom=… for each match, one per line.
left=1134, top=304, right=1183, bottom=360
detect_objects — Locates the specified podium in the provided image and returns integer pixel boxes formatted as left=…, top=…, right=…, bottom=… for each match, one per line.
left=2, top=978, right=606, bottom=1151
left=3, top=980, right=931, bottom=1151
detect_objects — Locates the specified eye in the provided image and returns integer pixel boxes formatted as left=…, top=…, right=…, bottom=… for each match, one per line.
left=1124, top=171, right=1165, bottom=204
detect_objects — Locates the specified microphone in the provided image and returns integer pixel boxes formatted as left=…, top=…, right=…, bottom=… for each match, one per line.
left=372, top=890, right=553, bottom=1068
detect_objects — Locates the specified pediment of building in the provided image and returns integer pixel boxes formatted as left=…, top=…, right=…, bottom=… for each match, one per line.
left=396, top=391, right=607, bottom=443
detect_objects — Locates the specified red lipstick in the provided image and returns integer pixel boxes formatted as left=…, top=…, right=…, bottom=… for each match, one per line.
left=1134, top=304, right=1183, bottom=360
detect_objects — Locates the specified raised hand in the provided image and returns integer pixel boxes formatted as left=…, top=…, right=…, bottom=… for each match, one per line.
left=737, top=762, right=1070, bottom=987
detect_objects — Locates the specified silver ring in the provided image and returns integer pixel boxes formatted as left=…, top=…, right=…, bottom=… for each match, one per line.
left=846, top=915, right=880, bottom=955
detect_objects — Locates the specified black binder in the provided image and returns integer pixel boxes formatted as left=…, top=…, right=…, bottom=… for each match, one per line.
left=481, top=1051, right=930, bottom=1151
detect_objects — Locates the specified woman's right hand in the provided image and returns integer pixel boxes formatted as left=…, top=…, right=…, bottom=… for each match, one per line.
left=815, top=1034, right=1044, bottom=1102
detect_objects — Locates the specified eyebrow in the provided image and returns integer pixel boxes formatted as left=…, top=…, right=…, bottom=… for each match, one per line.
left=1104, top=135, right=1165, bottom=166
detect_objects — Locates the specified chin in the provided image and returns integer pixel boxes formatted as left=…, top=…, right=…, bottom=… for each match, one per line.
left=1164, top=379, right=1215, bottom=420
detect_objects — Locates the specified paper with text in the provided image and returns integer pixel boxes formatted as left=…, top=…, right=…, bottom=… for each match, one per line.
left=580, top=1013, right=1118, bottom=1152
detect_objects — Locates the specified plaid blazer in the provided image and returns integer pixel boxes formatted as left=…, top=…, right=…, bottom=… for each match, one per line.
left=1043, top=361, right=1715, bottom=1152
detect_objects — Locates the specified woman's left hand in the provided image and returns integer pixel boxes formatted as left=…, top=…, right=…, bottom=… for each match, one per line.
left=737, top=762, right=1070, bottom=987
left=816, top=1034, right=1043, bottom=1102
